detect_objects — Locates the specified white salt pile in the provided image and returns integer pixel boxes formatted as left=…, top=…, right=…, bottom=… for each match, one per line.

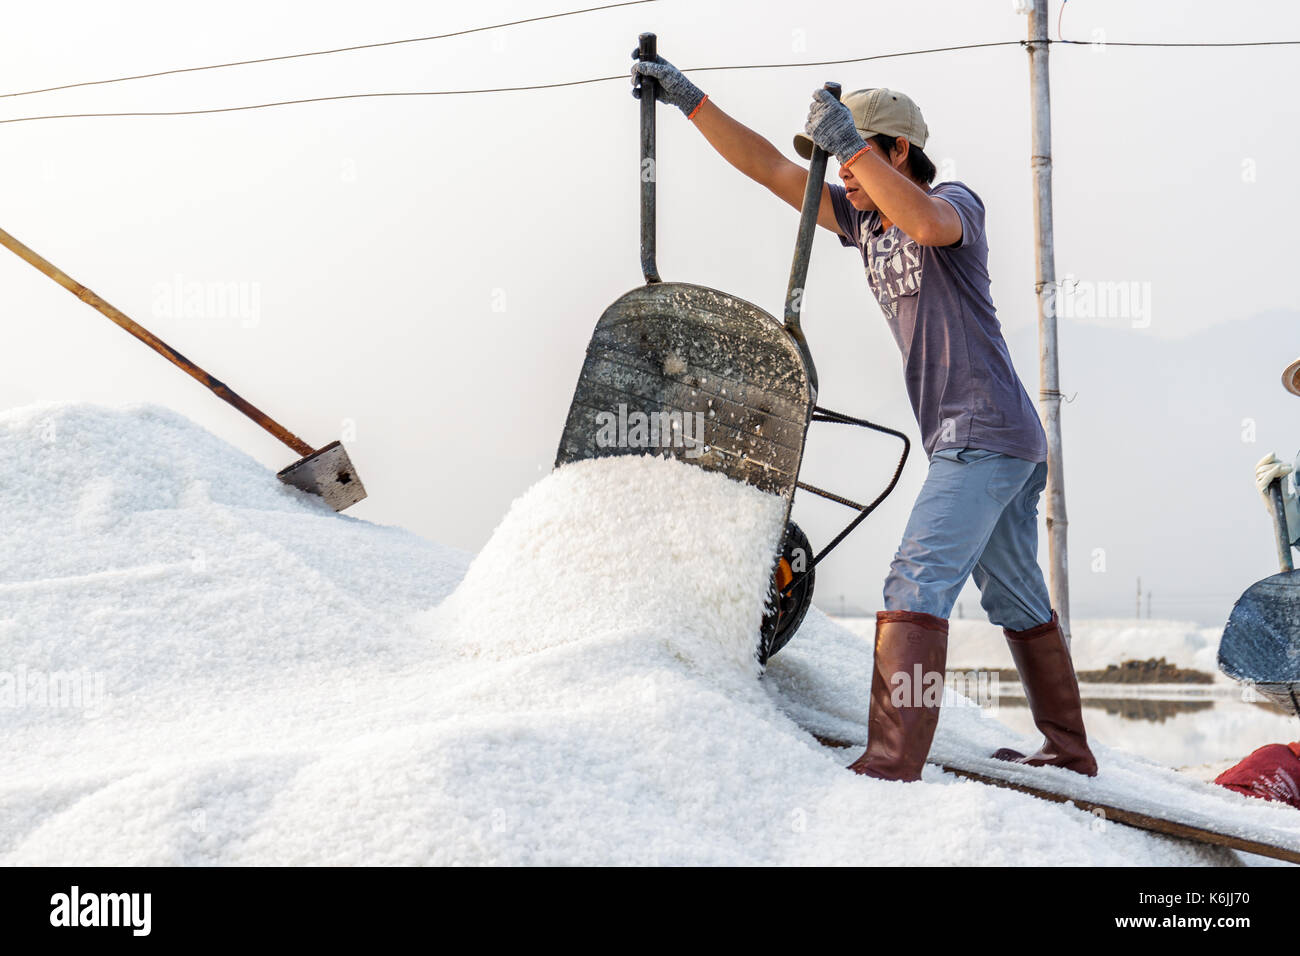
left=1, top=402, right=1294, bottom=865
left=430, top=454, right=786, bottom=676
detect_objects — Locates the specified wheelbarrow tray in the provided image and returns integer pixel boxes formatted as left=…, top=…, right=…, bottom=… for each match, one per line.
left=1219, top=569, right=1300, bottom=715
left=555, top=281, right=814, bottom=509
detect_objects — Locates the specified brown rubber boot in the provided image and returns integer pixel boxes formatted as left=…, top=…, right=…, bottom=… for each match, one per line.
left=848, top=610, right=949, bottom=782
left=993, top=611, right=1099, bottom=776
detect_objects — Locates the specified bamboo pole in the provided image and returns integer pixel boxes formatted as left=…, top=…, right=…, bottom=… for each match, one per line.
left=1028, top=0, right=1071, bottom=640
left=0, top=225, right=316, bottom=458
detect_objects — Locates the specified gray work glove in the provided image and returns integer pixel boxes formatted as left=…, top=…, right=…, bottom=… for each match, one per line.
left=1255, top=452, right=1300, bottom=545
left=630, top=51, right=706, bottom=118
left=804, top=88, right=870, bottom=166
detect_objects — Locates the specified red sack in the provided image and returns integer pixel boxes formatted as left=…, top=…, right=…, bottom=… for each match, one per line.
left=1214, top=742, right=1300, bottom=809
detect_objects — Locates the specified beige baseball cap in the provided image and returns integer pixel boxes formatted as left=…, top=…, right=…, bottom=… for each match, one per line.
left=794, top=87, right=929, bottom=160
left=1284, top=357, right=1300, bottom=396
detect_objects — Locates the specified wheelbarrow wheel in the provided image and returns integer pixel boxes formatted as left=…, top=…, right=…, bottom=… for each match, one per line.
left=759, top=520, right=815, bottom=665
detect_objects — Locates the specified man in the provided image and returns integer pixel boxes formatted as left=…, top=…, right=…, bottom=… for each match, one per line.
left=1214, top=355, right=1300, bottom=810
left=632, top=52, right=1097, bottom=781
left=1252, top=355, right=1300, bottom=555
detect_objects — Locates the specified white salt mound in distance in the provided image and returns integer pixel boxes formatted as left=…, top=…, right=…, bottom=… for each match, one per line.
left=433, top=455, right=787, bottom=677
left=901, top=618, right=1226, bottom=674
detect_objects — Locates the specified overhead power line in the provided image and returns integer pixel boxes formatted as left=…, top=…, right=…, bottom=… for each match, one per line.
left=678, top=40, right=1023, bottom=72
left=0, top=41, right=1031, bottom=126
left=0, top=0, right=655, bottom=100
left=1056, top=38, right=1300, bottom=48
left=0, top=81, right=626, bottom=125
left=1055, top=0, right=1300, bottom=47
left=2, top=35, right=1299, bottom=127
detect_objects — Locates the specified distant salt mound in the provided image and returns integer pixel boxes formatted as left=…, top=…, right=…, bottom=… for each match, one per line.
left=431, top=455, right=786, bottom=679
left=838, top=616, right=1224, bottom=674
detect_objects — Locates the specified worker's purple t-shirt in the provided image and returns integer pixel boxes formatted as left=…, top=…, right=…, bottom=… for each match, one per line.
left=829, top=180, right=1046, bottom=462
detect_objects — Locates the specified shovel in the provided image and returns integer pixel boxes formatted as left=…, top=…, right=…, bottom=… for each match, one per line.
left=0, top=226, right=366, bottom=511
left=1218, top=478, right=1300, bottom=715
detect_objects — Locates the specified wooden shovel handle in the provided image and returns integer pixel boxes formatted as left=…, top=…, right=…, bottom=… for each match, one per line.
left=0, top=226, right=315, bottom=458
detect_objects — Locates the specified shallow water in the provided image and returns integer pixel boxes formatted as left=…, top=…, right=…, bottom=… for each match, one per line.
left=829, top=614, right=1300, bottom=774
left=990, top=684, right=1300, bottom=775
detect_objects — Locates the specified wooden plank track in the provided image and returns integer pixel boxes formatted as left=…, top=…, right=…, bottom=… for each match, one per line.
left=810, top=733, right=1300, bottom=865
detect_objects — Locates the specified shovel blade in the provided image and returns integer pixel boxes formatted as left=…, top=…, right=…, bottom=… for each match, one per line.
left=276, top=440, right=367, bottom=512
left=1219, top=569, right=1300, bottom=714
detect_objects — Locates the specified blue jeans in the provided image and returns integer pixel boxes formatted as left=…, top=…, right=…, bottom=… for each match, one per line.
left=882, top=448, right=1052, bottom=631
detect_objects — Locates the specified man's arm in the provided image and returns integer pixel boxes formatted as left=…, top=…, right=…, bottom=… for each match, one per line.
left=690, top=99, right=844, bottom=235
left=631, top=54, right=843, bottom=234
left=803, top=89, right=960, bottom=246
left=844, top=146, right=961, bottom=247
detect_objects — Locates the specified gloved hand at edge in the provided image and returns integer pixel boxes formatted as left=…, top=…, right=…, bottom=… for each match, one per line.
left=803, top=88, right=871, bottom=167
left=630, top=52, right=707, bottom=119
left=1256, top=452, right=1300, bottom=546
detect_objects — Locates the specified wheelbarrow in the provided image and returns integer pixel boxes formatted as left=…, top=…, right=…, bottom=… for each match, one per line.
left=555, top=33, right=909, bottom=663
left=1219, top=479, right=1300, bottom=716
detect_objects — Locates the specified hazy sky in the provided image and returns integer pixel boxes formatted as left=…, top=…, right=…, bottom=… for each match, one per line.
left=2, top=1, right=1298, bottom=625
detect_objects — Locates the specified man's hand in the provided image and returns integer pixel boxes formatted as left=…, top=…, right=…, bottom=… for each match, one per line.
left=804, top=88, right=870, bottom=167
left=1256, top=452, right=1300, bottom=544
left=630, top=52, right=707, bottom=118
left=1256, top=452, right=1293, bottom=496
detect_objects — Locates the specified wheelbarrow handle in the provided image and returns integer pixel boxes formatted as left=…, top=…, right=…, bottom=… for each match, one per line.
left=784, top=81, right=840, bottom=399
left=1269, top=478, right=1295, bottom=573
left=637, top=32, right=661, bottom=284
